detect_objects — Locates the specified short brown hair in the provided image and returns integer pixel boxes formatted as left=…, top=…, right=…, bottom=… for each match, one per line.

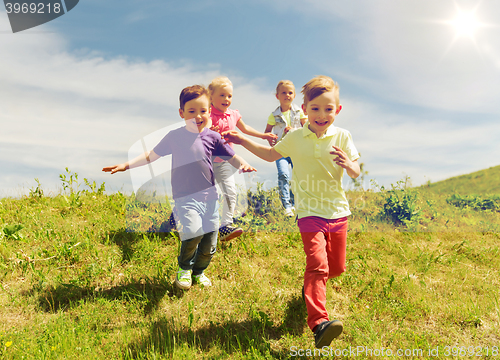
left=301, top=76, right=339, bottom=106
left=275, top=80, right=295, bottom=94
left=179, top=85, right=209, bottom=110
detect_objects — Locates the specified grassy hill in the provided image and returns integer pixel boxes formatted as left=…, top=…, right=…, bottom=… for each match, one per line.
left=421, top=164, right=500, bottom=195
left=0, top=169, right=499, bottom=359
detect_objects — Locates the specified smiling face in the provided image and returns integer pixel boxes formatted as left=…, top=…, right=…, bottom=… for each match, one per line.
left=276, top=84, right=296, bottom=111
left=211, top=85, right=233, bottom=113
left=179, top=94, right=211, bottom=133
left=302, top=90, right=342, bottom=138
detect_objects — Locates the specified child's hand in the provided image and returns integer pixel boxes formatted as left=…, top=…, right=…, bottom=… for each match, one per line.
left=331, top=146, right=361, bottom=179
left=263, top=132, right=277, bottom=146
left=222, top=130, right=244, bottom=144
left=210, top=124, right=220, bottom=133
left=263, top=132, right=278, bottom=141
left=330, top=146, right=352, bottom=169
left=238, top=163, right=257, bottom=173
left=102, top=164, right=127, bottom=174
left=283, top=126, right=292, bottom=134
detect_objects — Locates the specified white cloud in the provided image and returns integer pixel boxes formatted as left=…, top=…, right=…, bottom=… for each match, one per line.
left=254, top=0, right=500, bottom=187
left=360, top=1, right=500, bottom=113
left=273, top=0, right=500, bottom=114
left=0, top=14, right=281, bottom=197
left=2, top=1, right=499, bottom=200
left=338, top=96, right=500, bottom=186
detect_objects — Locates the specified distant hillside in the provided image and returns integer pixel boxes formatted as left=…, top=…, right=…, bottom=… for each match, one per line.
left=421, top=165, right=500, bottom=195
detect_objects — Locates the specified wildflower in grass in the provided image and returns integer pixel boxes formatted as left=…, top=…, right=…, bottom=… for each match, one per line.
left=51, top=346, right=57, bottom=351
left=5, top=341, right=12, bottom=347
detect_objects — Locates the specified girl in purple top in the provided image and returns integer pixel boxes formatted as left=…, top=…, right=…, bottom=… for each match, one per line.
left=103, top=85, right=255, bottom=290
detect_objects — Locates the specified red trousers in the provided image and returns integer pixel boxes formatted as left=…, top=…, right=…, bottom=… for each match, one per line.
left=298, top=216, right=348, bottom=331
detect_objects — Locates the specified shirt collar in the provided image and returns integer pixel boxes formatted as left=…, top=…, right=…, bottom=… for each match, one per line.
left=272, top=103, right=300, bottom=116
left=302, top=121, right=337, bottom=138
left=211, top=105, right=229, bottom=117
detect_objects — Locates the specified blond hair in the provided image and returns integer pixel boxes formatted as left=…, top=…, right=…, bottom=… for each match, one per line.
left=275, top=80, right=295, bottom=94
left=208, top=76, right=233, bottom=99
left=301, top=75, right=339, bottom=106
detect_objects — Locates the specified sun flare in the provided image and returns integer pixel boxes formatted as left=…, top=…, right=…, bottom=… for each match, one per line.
left=451, top=10, right=480, bottom=38
left=434, top=3, right=496, bottom=60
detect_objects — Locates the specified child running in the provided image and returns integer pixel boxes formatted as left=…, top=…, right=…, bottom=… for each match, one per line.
left=209, top=76, right=277, bottom=241
left=103, top=85, right=256, bottom=290
left=223, top=76, right=360, bottom=348
left=264, top=80, right=307, bottom=217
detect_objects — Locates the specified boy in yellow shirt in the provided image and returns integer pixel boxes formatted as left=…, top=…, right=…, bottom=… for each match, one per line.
left=223, top=75, right=360, bottom=348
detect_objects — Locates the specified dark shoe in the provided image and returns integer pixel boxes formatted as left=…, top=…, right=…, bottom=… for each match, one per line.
left=314, top=320, right=343, bottom=348
left=219, top=225, right=243, bottom=242
left=302, top=286, right=305, bottom=302
left=160, top=212, right=177, bottom=233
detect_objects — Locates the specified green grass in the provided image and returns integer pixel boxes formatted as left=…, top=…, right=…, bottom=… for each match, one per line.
left=421, top=164, right=500, bottom=195
left=0, top=168, right=499, bottom=359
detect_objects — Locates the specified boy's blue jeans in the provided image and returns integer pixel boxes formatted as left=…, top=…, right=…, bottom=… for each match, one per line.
left=276, top=157, right=294, bottom=209
left=174, top=196, right=218, bottom=275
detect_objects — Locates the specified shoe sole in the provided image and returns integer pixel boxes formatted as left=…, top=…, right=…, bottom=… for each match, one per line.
left=193, top=280, right=212, bottom=287
left=219, top=228, right=243, bottom=242
left=315, top=321, right=343, bottom=348
left=192, top=277, right=212, bottom=287
left=174, top=279, right=191, bottom=290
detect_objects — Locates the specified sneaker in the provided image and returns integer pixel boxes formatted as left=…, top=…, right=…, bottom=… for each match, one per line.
left=284, top=208, right=294, bottom=217
left=314, top=320, right=343, bottom=348
left=175, top=268, right=192, bottom=290
left=192, top=273, right=212, bottom=287
left=219, top=225, right=243, bottom=242
left=160, top=212, right=177, bottom=233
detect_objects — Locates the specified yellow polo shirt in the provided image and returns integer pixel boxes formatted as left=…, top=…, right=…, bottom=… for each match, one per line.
left=273, top=122, right=360, bottom=220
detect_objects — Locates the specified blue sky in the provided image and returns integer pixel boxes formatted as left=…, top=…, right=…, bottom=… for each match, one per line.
left=1, top=0, right=500, bottom=197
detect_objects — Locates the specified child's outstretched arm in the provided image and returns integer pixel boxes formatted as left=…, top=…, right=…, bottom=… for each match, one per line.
left=330, top=146, right=360, bottom=179
left=227, top=154, right=257, bottom=173
left=102, top=150, right=161, bottom=174
left=222, top=130, right=282, bottom=163
left=236, top=119, right=277, bottom=143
